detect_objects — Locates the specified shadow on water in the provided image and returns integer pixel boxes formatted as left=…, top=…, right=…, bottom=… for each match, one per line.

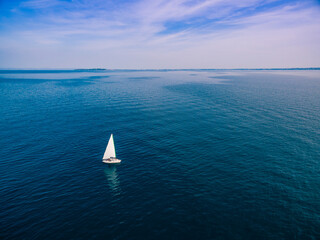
left=0, top=77, right=48, bottom=84
left=0, top=75, right=112, bottom=86
left=127, top=76, right=160, bottom=81
left=55, top=81, right=94, bottom=87
left=104, top=165, right=121, bottom=195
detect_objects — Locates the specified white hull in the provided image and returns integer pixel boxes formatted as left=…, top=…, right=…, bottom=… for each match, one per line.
left=103, top=158, right=121, bottom=164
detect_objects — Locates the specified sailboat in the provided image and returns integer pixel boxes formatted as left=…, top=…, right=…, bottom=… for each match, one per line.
left=102, top=134, right=121, bottom=164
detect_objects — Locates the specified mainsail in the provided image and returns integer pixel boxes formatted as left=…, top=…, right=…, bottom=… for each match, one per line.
left=103, top=134, right=116, bottom=160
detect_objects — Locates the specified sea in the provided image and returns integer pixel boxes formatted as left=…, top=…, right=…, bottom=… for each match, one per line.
left=0, top=69, right=319, bottom=239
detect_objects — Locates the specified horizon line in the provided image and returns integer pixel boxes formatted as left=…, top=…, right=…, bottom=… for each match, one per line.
left=1, top=67, right=320, bottom=72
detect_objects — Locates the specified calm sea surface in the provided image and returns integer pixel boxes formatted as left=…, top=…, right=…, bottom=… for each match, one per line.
left=0, top=69, right=320, bottom=239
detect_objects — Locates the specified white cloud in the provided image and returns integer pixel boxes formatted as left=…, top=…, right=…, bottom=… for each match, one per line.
left=20, top=0, right=63, bottom=9
left=0, top=0, right=320, bottom=68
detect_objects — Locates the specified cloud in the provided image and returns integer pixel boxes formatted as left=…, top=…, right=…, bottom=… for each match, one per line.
left=20, top=0, right=63, bottom=9
left=0, top=0, right=319, bottom=68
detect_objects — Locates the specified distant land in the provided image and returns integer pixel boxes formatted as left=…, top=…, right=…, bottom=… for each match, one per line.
left=0, top=68, right=319, bottom=74
left=74, top=68, right=107, bottom=71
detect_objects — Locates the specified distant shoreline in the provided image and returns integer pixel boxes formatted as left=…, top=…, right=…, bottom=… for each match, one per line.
left=0, top=68, right=319, bottom=73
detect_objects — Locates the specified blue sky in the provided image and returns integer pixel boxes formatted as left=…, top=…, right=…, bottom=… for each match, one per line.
left=0, top=0, right=319, bottom=69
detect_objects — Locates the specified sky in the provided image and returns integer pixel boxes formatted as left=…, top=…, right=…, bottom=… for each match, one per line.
left=0, top=0, right=320, bottom=69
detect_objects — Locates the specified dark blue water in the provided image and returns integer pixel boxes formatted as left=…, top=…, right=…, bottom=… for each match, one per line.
left=0, top=69, right=320, bottom=239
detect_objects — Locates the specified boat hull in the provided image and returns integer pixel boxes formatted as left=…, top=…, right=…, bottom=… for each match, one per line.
left=103, top=158, right=121, bottom=164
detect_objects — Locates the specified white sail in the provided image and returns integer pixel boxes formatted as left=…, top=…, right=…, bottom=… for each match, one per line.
left=103, top=134, right=116, bottom=160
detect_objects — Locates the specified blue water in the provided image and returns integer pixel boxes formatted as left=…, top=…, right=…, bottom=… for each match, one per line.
left=0, top=69, right=320, bottom=239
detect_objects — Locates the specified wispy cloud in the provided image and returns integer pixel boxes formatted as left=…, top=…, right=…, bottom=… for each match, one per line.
left=0, top=0, right=319, bottom=68
left=20, top=0, right=63, bottom=9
